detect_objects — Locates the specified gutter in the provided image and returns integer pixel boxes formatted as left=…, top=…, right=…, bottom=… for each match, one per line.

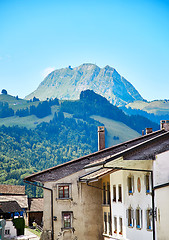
left=23, top=180, right=54, bottom=240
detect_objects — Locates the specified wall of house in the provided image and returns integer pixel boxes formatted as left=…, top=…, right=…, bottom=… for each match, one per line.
left=110, top=164, right=153, bottom=240
left=43, top=169, right=103, bottom=240
left=101, top=175, right=111, bottom=239
left=4, top=220, right=17, bottom=238
left=154, top=150, right=169, bottom=240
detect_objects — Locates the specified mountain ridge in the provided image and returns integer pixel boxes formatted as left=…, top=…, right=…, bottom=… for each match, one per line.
left=25, top=63, right=143, bottom=106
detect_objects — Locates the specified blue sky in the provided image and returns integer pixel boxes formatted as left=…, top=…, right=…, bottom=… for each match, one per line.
left=0, top=0, right=169, bottom=100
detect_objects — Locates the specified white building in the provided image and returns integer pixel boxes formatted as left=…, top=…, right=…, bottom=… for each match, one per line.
left=25, top=121, right=169, bottom=240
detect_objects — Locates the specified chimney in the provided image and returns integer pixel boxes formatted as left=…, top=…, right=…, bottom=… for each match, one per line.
left=160, top=120, right=169, bottom=131
left=145, top=128, right=153, bottom=135
left=98, top=126, right=105, bottom=151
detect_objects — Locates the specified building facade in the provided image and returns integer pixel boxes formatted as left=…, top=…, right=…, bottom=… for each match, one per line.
left=25, top=122, right=169, bottom=240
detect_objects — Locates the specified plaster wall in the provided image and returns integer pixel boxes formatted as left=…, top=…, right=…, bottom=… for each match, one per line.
left=154, top=150, right=169, bottom=240
left=110, top=166, right=152, bottom=240
left=43, top=169, right=103, bottom=240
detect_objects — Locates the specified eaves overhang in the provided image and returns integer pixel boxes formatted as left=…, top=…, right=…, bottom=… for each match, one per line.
left=84, top=130, right=169, bottom=170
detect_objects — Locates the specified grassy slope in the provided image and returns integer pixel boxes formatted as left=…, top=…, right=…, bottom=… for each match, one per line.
left=91, top=115, right=140, bottom=147
left=126, top=100, right=169, bottom=115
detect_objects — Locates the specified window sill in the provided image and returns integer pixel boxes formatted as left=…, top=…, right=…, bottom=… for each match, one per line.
left=56, top=198, right=73, bottom=201
left=147, top=228, right=153, bottom=232
left=61, top=227, right=74, bottom=231
left=102, top=204, right=110, bottom=207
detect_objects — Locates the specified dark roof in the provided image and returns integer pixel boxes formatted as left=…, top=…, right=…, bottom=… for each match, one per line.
left=0, top=201, right=22, bottom=213
left=28, top=198, right=43, bottom=212
left=24, top=129, right=168, bottom=183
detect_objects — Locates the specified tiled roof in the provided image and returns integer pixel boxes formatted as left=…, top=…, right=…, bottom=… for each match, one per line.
left=28, top=198, right=43, bottom=212
left=0, top=184, right=25, bottom=195
left=24, top=129, right=167, bottom=182
left=0, top=201, right=22, bottom=213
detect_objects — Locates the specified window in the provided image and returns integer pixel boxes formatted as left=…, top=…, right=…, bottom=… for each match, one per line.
left=107, top=182, right=110, bottom=204
left=127, top=207, right=134, bottom=227
left=62, top=212, right=72, bottom=229
left=108, top=212, right=112, bottom=235
left=146, top=209, right=153, bottom=230
left=103, top=182, right=106, bottom=204
left=145, top=174, right=151, bottom=194
left=119, top=217, right=123, bottom=235
left=118, top=184, right=122, bottom=202
left=58, top=185, right=69, bottom=199
left=136, top=208, right=142, bottom=229
left=114, top=216, right=117, bottom=234
left=113, top=185, right=116, bottom=202
left=104, top=212, right=107, bottom=234
left=128, top=176, right=134, bottom=194
left=5, top=229, right=10, bottom=235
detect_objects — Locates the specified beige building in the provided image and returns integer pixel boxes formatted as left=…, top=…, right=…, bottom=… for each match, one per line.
left=25, top=122, right=169, bottom=240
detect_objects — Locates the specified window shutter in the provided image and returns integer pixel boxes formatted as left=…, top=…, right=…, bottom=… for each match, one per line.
left=126, top=209, right=128, bottom=219
left=140, top=209, right=143, bottom=228
left=132, top=176, right=134, bottom=193
left=131, top=209, right=134, bottom=227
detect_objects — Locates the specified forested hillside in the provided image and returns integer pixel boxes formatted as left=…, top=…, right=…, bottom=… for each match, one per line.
left=0, top=116, right=99, bottom=196
left=0, top=90, right=160, bottom=197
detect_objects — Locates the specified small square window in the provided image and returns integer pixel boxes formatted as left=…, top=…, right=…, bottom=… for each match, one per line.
left=5, top=229, right=10, bottom=235
left=58, top=186, right=69, bottom=198
left=62, top=212, right=72, bottom=229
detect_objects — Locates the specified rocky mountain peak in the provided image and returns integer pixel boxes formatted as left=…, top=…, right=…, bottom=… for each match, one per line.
left=25, top=63, right=143, bottom=106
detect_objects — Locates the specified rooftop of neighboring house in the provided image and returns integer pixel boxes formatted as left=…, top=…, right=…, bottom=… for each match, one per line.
left=0, top=184, right=25, bottom=195
left=0, top=195, right=28, bottom=209
left=28, top=198, right=43, bottom=212
left=24, top=121, right=169, bottom=183
left=0, top=201, right=22, bottom=213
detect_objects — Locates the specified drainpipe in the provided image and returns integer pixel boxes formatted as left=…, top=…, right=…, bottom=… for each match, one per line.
left=23, top=180, right=54, bottom=240
left=103, top=166, right=155, bottom=240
